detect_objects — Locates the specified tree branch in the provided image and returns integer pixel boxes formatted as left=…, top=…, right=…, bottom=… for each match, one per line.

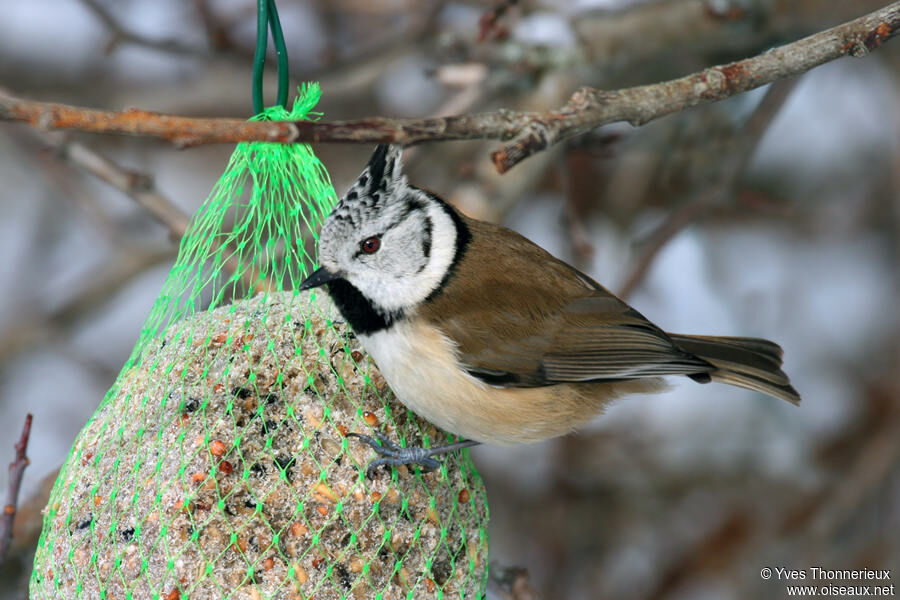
left=493, top=1, right=899, bottom=172
left=1, top=3, right=897, bottom=173
left=0, top=414, right=33, bottom=567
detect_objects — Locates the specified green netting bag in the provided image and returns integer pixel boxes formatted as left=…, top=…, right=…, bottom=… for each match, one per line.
left=30, top=85, right=489, bottom=600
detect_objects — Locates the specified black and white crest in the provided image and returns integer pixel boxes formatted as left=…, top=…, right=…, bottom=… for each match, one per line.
left=312, top=145, right=469, bottom=333
left=329, top=145, right=406, bottom=227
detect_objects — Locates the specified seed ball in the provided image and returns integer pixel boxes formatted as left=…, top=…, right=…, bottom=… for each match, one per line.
left=31, top=291, right=489, bottom=600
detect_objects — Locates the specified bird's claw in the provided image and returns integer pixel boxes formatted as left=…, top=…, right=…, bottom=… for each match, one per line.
left=346, top=432, right=444, bottom=477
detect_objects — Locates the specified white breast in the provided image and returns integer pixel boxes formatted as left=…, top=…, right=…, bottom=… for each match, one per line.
left=358, top=319, right=487, bottom=439
left=357, top=317, right=600, bottom=445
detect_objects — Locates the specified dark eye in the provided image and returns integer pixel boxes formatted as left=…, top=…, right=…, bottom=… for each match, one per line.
left=361, top=236, right=381, bottom=254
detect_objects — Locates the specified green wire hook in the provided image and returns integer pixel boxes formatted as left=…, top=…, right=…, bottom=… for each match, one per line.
left=252, top=0, right=290, bottom=114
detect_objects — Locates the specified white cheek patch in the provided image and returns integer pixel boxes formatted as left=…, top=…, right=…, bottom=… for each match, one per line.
left=380, top=228, right=427, bottom=277
left=418, top=203, right=457, bottom=290
left=355, top=200, right=457, bottom=314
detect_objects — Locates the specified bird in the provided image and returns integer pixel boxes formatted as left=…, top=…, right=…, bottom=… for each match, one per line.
left=300, top=144, right=800, bottom=473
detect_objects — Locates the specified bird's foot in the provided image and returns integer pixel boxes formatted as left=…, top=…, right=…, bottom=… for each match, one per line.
left=347, top=432, right=480, bottom=477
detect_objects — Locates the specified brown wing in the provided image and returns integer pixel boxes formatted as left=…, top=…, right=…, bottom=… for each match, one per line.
left=418, top=215, right=711, bottom=387
left=539, top=296, right=712, bottom=383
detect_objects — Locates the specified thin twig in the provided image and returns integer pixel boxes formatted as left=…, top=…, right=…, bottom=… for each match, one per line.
left=618, top=199, right=713, bottom=299
left=478, top=0, right=518, bottom=43
left=729, top=77, right=802, bottom=183
left=617, top=77, right=800, bottom=299
left=811, top=409, right=900, bottom=538
left=80, top=0, right=203, bottom=56
left=488, top=562, right=542, bottom=600
left=648, top=510, right=753, bottom=600
left=192, top=0, right=235, bottom=51
left=51, top=138, right=272, bottom=294
left=0, top=414, right=34, bottom=567
left=2, top=3, right=898, bottom=173
left=0, top=249, right=174, bottom=365
left=58, top=139, right=191, bottom=240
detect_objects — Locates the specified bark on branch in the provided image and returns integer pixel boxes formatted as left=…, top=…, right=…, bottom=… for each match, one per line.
left=1, top=2, right=897, bottom=173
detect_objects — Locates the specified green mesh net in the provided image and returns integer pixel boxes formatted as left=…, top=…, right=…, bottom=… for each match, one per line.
left=30, top=84, right=490, bottom=600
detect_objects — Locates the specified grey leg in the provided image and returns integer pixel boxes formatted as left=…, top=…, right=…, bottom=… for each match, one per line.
left=347, top=432, right=481, bottom=477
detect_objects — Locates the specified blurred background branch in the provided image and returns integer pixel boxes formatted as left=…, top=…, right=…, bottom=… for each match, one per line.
left=79, top=0, right=205, bottom=57
left=618, top=77, right=800, bottom=299
left=0, top=415, right=33, bottom=568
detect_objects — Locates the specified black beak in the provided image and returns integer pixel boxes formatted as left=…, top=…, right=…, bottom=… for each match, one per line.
left=299, top=266, right=341, bottom=290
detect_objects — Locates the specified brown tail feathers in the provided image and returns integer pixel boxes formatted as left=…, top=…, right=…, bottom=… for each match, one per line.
left=669, top=334, right=801, bottom=405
